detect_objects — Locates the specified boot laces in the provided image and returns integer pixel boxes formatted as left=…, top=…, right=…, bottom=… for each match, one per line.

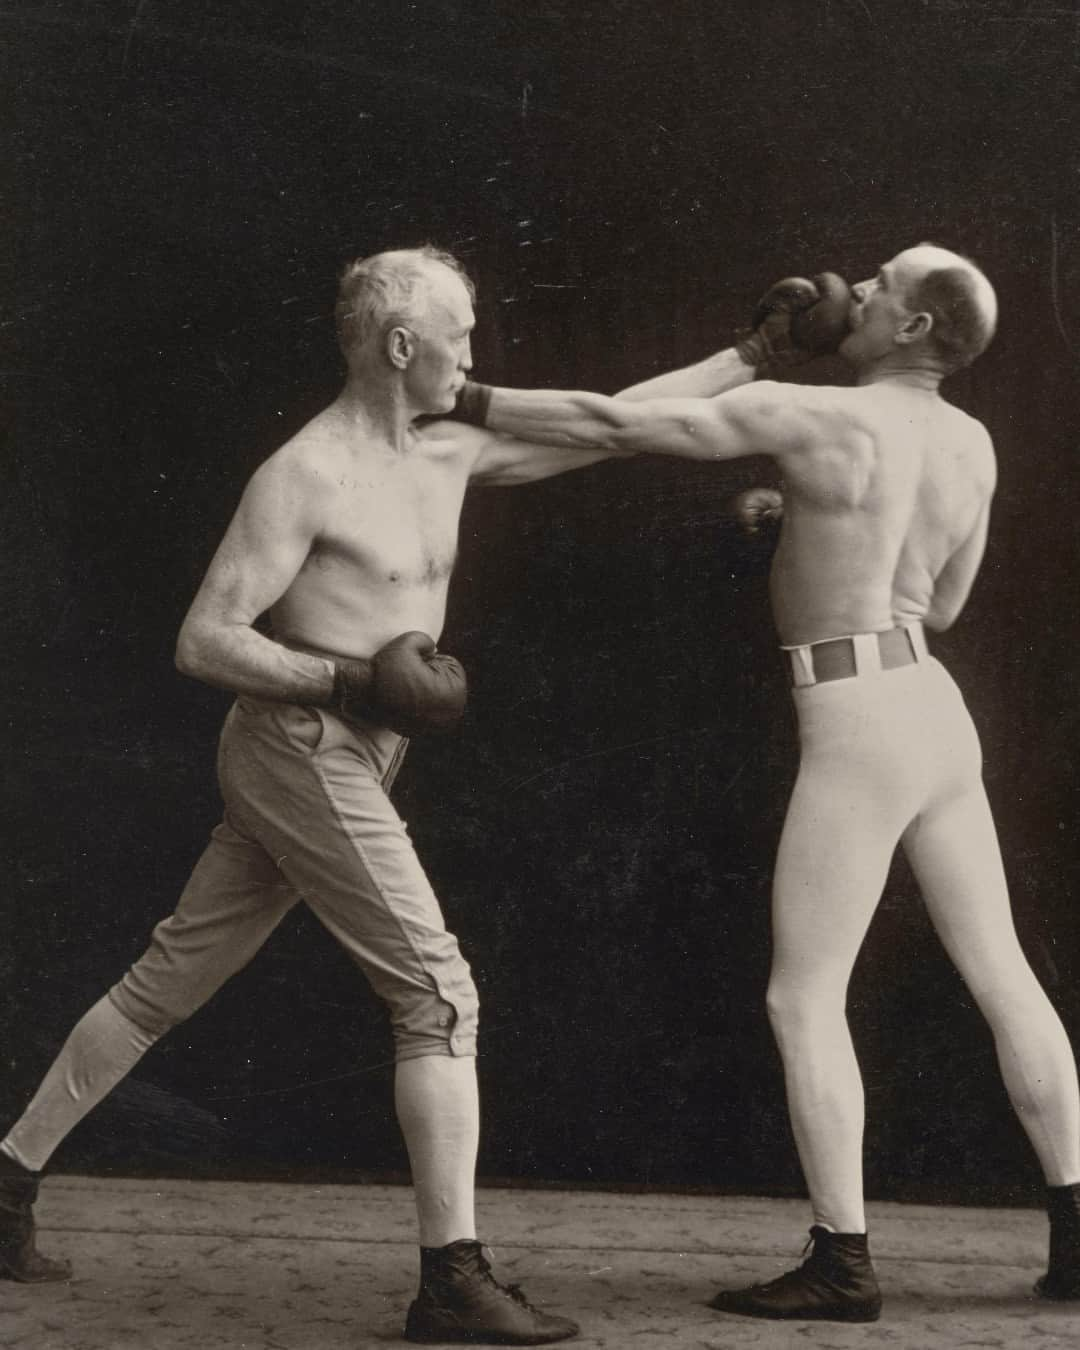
left=476, top=1248, right=537, bottom=1310
left=751, top=1232, right=824, bottom=1295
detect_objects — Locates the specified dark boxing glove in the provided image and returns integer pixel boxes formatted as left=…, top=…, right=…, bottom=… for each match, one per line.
left=331, top=632, right=468, bottom=736
left=732, top=487, right=784, bottom=536
left=736, top=272, right=852, bottom=371
left=446, top=380, right=493, bottom=426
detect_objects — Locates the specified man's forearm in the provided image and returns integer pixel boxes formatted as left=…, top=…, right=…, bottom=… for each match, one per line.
left=615, top=347, right=754, bottom=401
left=481, top=385, right=755, bottom=462
left=175, top=619, right=335, bottom=702
left=484, top=387, right=626, bottom=452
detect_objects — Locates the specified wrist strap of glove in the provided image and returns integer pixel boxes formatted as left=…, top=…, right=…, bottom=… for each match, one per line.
left=735, top=331, right=767, bottom=369
left=331, top=657, right=374, bottom=717
left=735, top=326, right=809, bottom=372
left=452, top=381, right=493, bottom=425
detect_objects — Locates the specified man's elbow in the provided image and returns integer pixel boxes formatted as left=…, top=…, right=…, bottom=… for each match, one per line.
left=174, top=618, right=213, bottom=681
left=922, top=607, right=957, bottom=633
left=584, top=396, right=645, bottom=451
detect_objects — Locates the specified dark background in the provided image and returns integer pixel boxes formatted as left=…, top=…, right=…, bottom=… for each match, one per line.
left=3, top=0, right=1080, bottom=1204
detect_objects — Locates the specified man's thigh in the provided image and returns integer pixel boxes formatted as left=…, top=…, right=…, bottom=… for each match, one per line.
left=110, top=814, right=298, bottom=1035
left=772, top=683, right=917, bottom=984
left=221, top=699, right=477, bottom=1059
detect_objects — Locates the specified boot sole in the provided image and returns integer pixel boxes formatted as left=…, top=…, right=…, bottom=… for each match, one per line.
left=404, top=1311, right=579, bottom=1346
left=405, top=1330, right=578, bottom=1346
left=709, top=1295, right=881, bottom=1323
left=0, top=1261, right=73, bottom=1284
left=1035, top=1279, right=1080, bottom=1301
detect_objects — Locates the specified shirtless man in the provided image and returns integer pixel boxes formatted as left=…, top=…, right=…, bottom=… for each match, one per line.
left=0, top=246, right=635, bottom=1345
left=452, top=244, right=1080, bottom=1319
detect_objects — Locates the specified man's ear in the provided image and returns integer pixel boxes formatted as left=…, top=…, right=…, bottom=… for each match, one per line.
left=896, top=310, right=933, bottom=346
left=387, top=325, right=414, bottom=369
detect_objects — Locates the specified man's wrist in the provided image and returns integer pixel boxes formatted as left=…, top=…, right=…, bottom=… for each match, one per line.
left=734, top=332, right=767, bottom=370
left=330, top=657, right=374, bottom=715
left=453, top=380, right=493, bottom=426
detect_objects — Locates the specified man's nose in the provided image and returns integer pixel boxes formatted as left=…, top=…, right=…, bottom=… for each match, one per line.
left=851, top=280, right=869, bottom=302
left=461, top=340, right=473, bottom=371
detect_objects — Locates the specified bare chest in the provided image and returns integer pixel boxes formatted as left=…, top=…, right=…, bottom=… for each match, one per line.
left=305, top=462, right=467, bottom=589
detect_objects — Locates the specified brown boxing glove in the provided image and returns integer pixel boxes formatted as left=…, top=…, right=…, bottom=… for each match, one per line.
left=736, top=272, right=852, bottom=371
left=732, top=487, right=784, bottom=536
left=332, top=632, right=467, bottom=736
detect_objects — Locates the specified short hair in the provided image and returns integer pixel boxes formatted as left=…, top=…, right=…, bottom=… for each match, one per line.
left=335, top=246, right=475, bottom=357
left=906, top=249, right=997, bottom=373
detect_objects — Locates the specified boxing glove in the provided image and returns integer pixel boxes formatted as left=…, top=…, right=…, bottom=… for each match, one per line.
left=732, top=487, right=784, bottom=536
left=447, top=380, right=493, bottom=426
left=332, top=632, right=468, bottom=736
left=736, top=272, right=852, bottom=370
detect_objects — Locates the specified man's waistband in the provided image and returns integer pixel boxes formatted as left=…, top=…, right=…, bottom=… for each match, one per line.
left=781, top=623, right=928, bottom=688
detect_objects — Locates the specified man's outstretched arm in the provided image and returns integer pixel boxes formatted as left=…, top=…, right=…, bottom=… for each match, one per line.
left=447, top=359, right=713, bottom=486
left=455, top=269, right=852, bottom=481
left=618, top=271, right=852, bottom=400
left=457, top=348, right=786, bottom=485
left=472, top=380, right=822, bottom=463
left=615, top=347, right=755, bottom=401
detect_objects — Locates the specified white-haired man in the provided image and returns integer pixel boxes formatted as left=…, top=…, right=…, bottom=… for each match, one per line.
left=452, top=244, right=1080, bottom=1320
left=0, top=246, right=647, bottom=1345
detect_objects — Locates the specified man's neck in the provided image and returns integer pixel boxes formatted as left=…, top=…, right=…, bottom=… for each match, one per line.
left=336, top=374, right=419, bottom=451
left=855, top=355, right=945, bottom=392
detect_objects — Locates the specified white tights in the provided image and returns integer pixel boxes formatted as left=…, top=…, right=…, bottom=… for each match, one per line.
left=767, top=657, right=1080, bottom=1233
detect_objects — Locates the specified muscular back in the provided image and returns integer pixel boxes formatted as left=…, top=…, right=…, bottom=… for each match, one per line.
left=770, top=384, right=995, bottom=645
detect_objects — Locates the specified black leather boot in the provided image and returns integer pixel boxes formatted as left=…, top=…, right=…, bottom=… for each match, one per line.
left=0, top=1151, right=72, bottom=1283
left=1036, top=1182, right=1080, bottom=1299
left=404, top=1239, right=579, bottom=1344
left=710, top=1224, right=881, bottom=1321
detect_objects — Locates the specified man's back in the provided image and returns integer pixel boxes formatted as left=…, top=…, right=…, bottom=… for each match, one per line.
left=770, top=382, right=995, bottom=644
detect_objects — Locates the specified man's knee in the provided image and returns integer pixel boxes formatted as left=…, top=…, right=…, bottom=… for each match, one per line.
left=390, top=964, right=479, bottom=1062
left=107, top=974, right=200, bottom=1042
left=765, top=980, right=797, bottom=1041
left=765, top=977, right=844, bottom=1045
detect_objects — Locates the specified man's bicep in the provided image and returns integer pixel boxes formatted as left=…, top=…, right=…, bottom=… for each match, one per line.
left=630, top=384, right=807, bottom=462
left=184, top=466, right=319, bottom=627
left=470, top=429, right=630, bottom=485
left=415, top=420, right=540, bottom=484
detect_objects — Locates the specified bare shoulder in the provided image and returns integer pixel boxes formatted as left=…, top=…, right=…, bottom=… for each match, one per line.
left=909, top=397, right=997, bottom=506
left=725, top=379, right=856, bottom=417
left=949, top=404, right=996, bottom=492
left=242, top=412, right=345, bottom=516
left=728, top=380, right=875, bottom=456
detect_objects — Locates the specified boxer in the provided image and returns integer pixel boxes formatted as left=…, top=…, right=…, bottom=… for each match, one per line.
left=451, top=245, right=1080, bottom=1318
left=1, top=245, right=647, bottom=1345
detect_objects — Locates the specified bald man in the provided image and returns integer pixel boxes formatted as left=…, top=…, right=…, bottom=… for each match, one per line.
left=454, top=244, right=1080, bottom=1319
